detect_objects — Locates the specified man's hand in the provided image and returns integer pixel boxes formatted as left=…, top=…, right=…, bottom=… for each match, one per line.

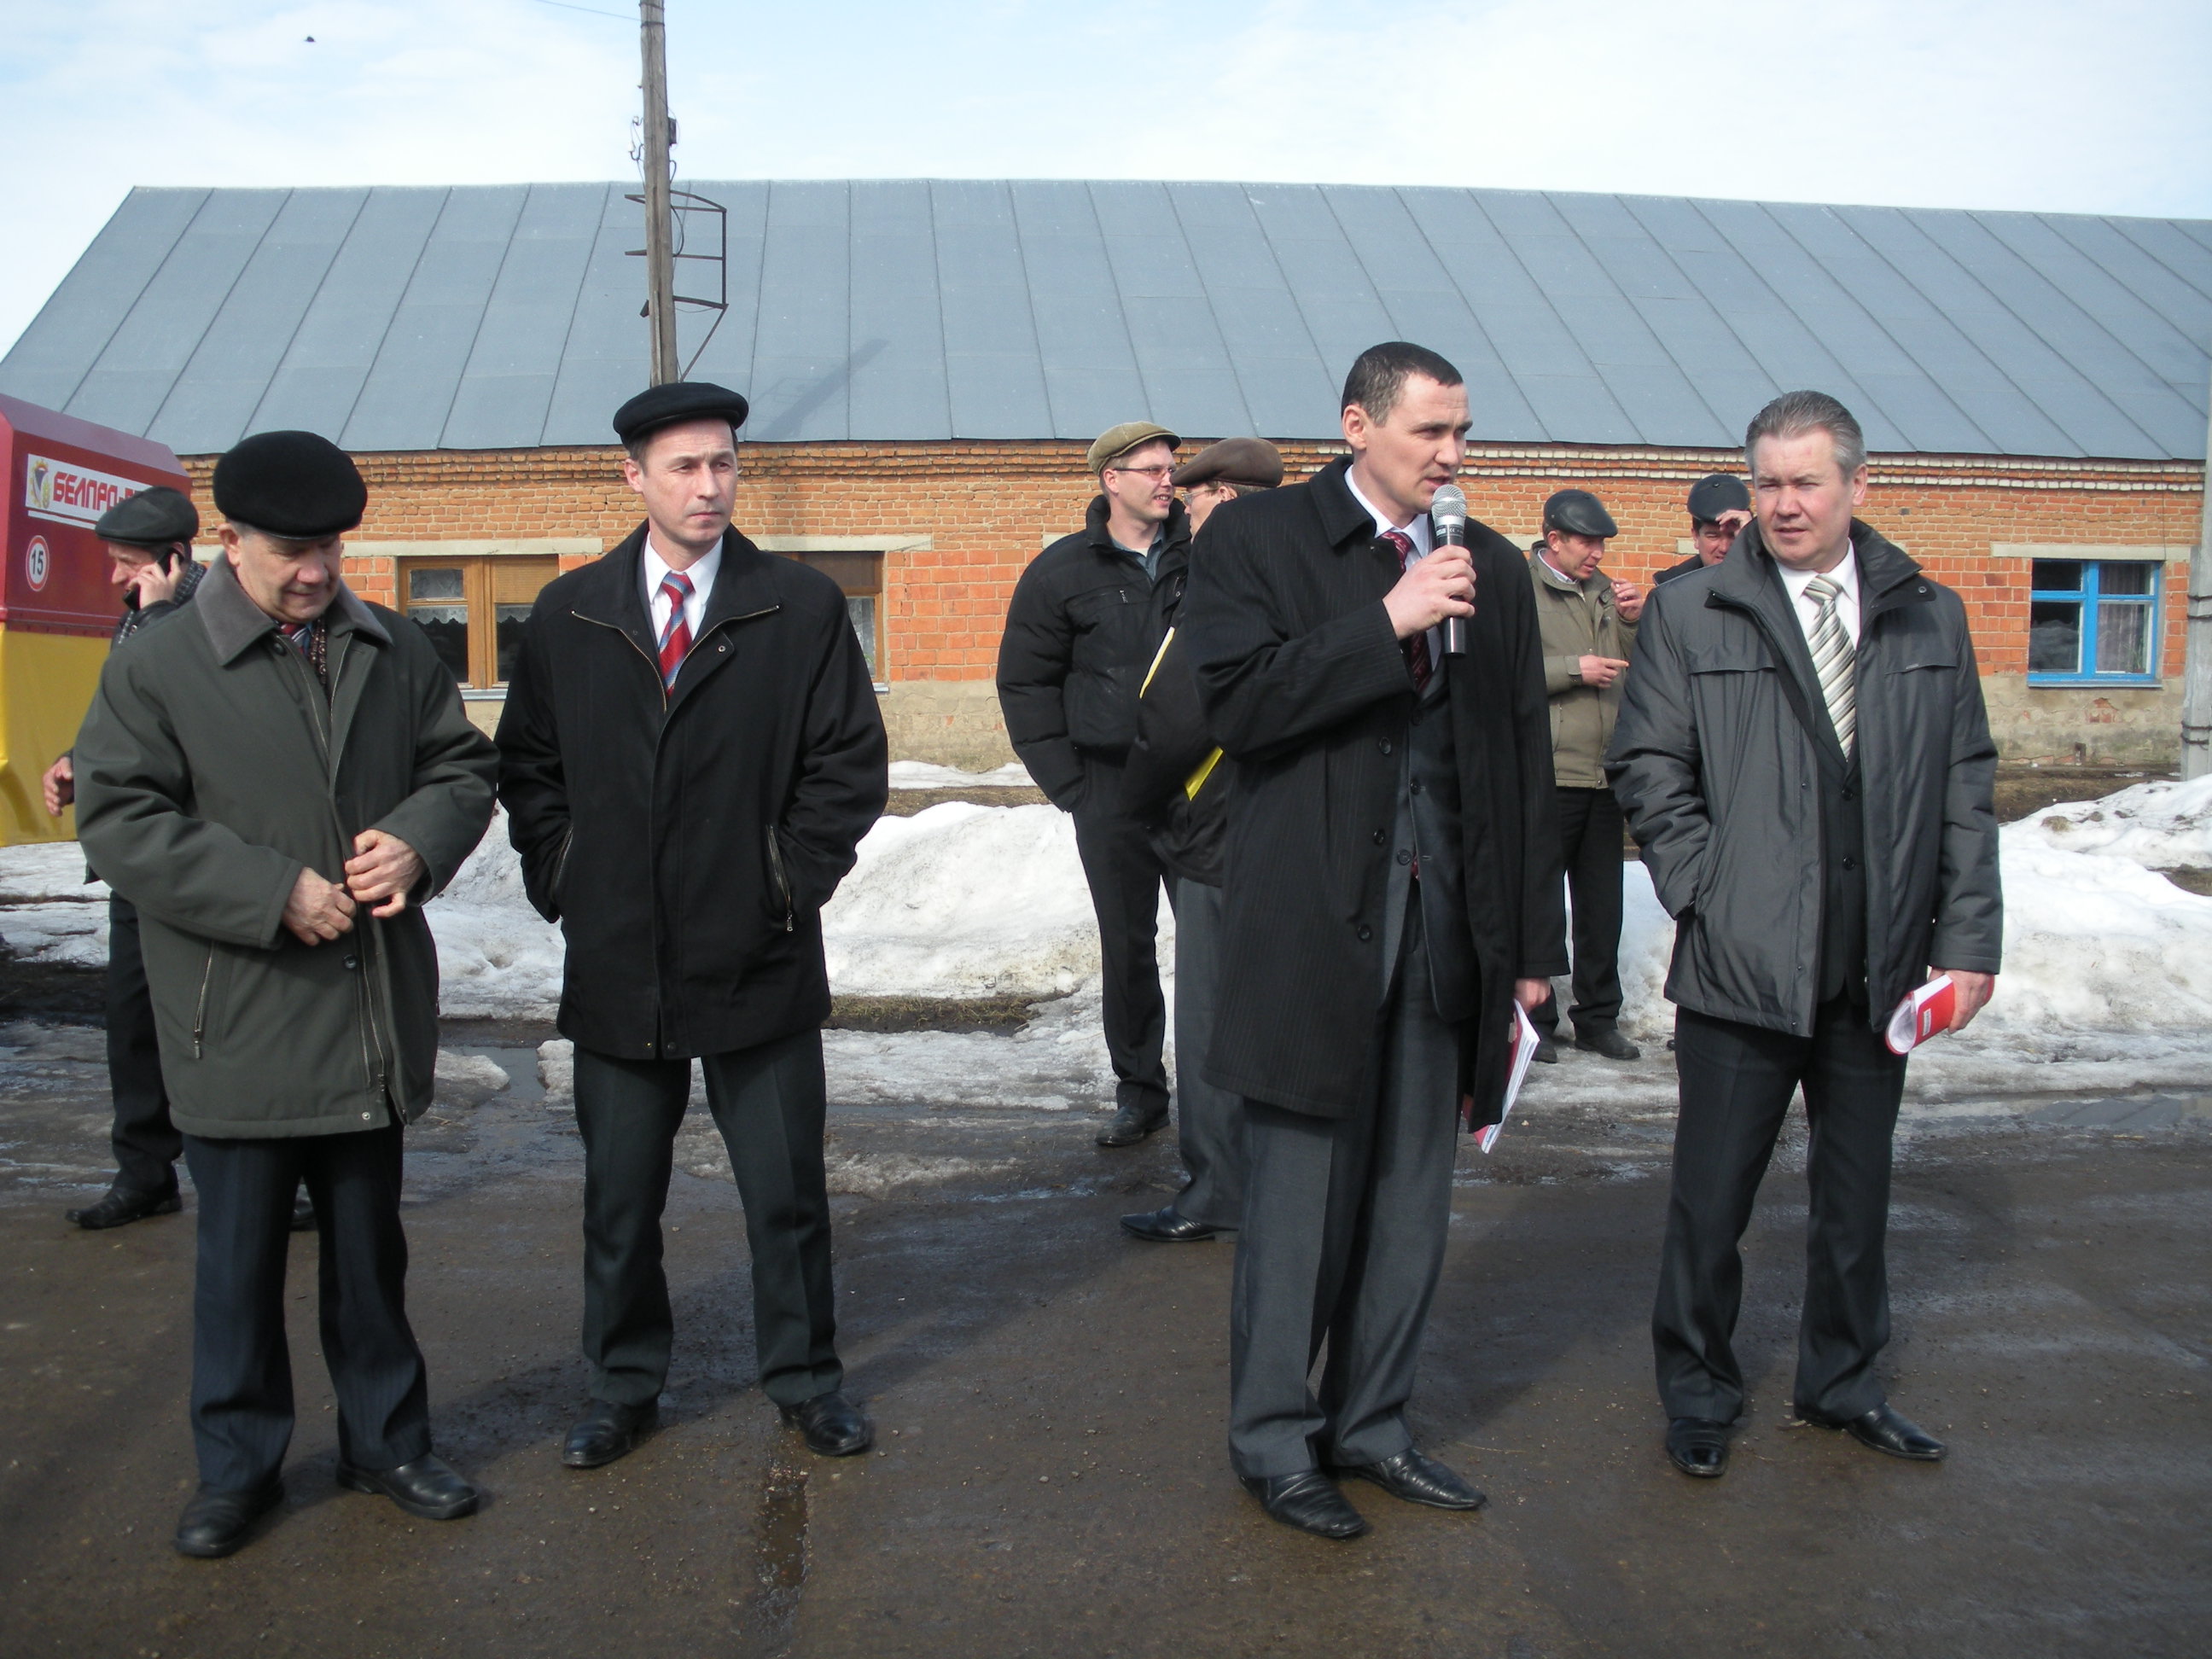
left=1936, top=969, right=1994, bottom=1033
left=130, top=558, right=186, bottom=608
left=1717, top=509, right=1750, bottom=542
left=344, top=829, right=426, bottom=918
left=1513, top=977, right=1550, bottom=1012
left=284, top=869, right=358, bottom=945
left=41, top=754, right=73, bottom=818
left=1611, top=578, right=1645, bottom=623
left=1577, top=655, right=1630, bottom=689
left=1382, top=547, right=1475, bottom=640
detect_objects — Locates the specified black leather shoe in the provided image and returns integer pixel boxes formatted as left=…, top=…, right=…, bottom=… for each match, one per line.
left=337, top=1453, right=481, bottom=1520
left=1666, top=1417, right=1731, bottom=1478
left=1804, top=1402, right=1947, bottom=1462
left=1575, top=1027, right=1641, bottom=1061
left=66, top=1183, right=181, bottom=1230
left=780, top=1389, right=873, bottom=1457
left=1531, top=1036, right=1559, bottom=1065
left=290, top=1191, right=317, bottom=1232
left=1096, top=1102, right=1170, bottom=1147
left=1333, top=1447, right=1486, bottom=1511
left=1120, top=1206, right=1222, bottom=1243
left=562, top=1400, right=658, bottom=1469
left=173, top=1481, right=282, bottom=1557
left=1240, top=1471, right=1369, bottom=1540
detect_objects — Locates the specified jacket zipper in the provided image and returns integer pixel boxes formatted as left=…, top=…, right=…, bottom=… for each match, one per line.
left=190, top=946, right=215, bottom=1058
left=765, top=828, right=795, bottom=933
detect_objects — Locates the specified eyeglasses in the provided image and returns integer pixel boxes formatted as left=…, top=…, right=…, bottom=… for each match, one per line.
left=1107, top=463, right=1174, bottom=481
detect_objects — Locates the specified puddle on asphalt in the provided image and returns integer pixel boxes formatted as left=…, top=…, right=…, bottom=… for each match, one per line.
left=753, top=1453, right=810, bottom=1645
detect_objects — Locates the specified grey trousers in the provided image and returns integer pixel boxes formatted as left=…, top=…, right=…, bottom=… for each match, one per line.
left=1170, top=878, right=1245, bottom=1230
left=573, top=1028, right=841, bottom=1411
left=1227, top=902, right=1462, bottom=1478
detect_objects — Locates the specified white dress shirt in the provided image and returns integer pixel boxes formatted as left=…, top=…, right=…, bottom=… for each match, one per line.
left=1777, top=541, right=1861, bottom=649
left=1346, top=470, right=1443, bottom=666
left=643, top=536, right=719, bottom=646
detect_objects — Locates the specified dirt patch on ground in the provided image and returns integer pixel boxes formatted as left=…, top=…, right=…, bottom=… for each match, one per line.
left=824, top=992, right=1057, bottom=1033
left=0, top=952, right=102, bottom=1022
left=1991, top=763, right=2171, bottom=823
left=882, top=786, right=1047, bottom=816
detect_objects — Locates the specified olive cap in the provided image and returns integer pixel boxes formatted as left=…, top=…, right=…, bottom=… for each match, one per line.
left=1086, top=422, right=1179, bottom=474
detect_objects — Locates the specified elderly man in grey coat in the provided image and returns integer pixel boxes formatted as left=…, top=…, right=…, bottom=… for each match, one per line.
left=74, top=431, right=498, bottom=1558
left=1607, top=391, right=2000, bottom=1483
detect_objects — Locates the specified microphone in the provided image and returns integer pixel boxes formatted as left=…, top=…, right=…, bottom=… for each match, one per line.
left=1430, top=482, right=1470, bottom=656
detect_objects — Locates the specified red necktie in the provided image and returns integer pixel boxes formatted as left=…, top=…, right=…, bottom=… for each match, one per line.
left=1382, top=530, right=1430, bottom=694
left=656, top=570, right=694, bottom=687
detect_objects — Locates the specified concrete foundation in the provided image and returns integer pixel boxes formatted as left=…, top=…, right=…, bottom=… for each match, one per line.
left=1983, top=674, right=2182, bottom=765
left=879, top=679, right=1014, bottom=771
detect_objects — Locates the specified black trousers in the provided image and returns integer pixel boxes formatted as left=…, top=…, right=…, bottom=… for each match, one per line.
left=1228, top=899, right=1460, bottom=1477
left=573, top=1028, right=841, bottom=1411
left=1653, top=998, right=1909, bottom=1425
left=1168, top=878, right=1245, bottom=1230
left=106, top=897, right=181, bottom=1194
left=1531, top=786, right=1626, bottom=1037
left=182, top=1124, right=428, bottom=1492
left=1073, top=760, right=1170, bottom=1115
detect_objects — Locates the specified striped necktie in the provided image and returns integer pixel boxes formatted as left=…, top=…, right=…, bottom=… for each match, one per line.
left=1803, top=573, right=1856, bottom=757
left=656, top=570, right=694, bottom=687
left=1382, top=530, right=1430, bottom=694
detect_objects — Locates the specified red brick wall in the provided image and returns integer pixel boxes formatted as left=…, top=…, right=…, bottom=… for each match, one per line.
left=180, top=439, right=2202, bottom=684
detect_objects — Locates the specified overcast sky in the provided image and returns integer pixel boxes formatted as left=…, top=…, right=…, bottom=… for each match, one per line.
left=4, top=0, right=2208, bottom=357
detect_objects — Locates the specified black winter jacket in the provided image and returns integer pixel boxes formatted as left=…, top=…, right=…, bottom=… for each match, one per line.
left=495, top=527, right=888, bottom=1061
left=1605, top=524, right=2002, bottom=1037
left=996, top=497, right=1191, bottom=811
left=1181, top=459, right=1568, bottom=1120
left=1121, top=547, right=1232, bottom=886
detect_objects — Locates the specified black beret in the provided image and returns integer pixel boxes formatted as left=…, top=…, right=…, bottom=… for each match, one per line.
left=1173, top=437, right=1284, bottom=491
left=1686, top=473, right=1751, bottom=521
left=212, top=432, right=366, bottom=538
left=612, top=381, right=751, bottom=446
left=95, top=486, right=199, bottom=549
left=1542, top=488, right=1618, bottom=538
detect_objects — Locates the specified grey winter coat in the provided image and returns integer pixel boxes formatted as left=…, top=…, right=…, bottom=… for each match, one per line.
left=73, top=556, right=498, bottom=1138
left=1604, top=524, right=2001, bottom=1037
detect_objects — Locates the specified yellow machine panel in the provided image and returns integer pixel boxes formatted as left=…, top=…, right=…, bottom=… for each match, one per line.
left=0, top=629, right=109, bottom=847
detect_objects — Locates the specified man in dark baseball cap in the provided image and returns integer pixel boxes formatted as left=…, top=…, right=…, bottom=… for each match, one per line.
left=1656, top=473, right=1752, bottom=585
left=46, top=486, right=213, bottom=1234
left=1529, top=486, right=1644, bottom=1064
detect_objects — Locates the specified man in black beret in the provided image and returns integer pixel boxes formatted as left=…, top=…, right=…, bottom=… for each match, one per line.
left=498, top=381, right=888, bottom=1471
left=73, top=429, right=498, bottom=1556
left=1655, top=473, right=1753, bottom=585
left=1528, top=487, right=1643, bottom=1063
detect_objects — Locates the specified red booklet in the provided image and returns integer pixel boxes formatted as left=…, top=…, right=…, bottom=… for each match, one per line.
left=1885, top=975, right=1958, bottom=1056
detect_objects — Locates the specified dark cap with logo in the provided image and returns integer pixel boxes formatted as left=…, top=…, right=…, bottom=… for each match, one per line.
left=1541, top=488, right=1618, bottom=538
left=1686, top=473, right=1751, bottom=521
left=1173, top=437, right=1284, bottom=492
left=212, top=433, right=367, bottom=538
left=612, top=381, right=752, bottom=447
left=94, top=486, right=199, bottom=550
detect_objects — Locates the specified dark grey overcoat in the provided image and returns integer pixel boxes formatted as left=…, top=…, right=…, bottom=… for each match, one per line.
left=73, top=556, right=498, bottom=1137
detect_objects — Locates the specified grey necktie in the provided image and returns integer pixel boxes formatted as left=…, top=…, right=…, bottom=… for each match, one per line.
left=1803, top=573, right=1856, bottom=757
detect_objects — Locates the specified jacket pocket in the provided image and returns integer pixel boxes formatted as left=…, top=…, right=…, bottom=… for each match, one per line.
left=765, top=825, right=795, bottom=934
left=190, top=945, right=220, bottom=1059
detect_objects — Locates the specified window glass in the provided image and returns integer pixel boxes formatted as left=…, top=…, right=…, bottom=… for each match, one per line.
left=2101, top=562, right=2154, bottom=597
left=2097, top=598, right=2152, bottom=675
left=2029, top=602, right=2081, bottom=675
left=495, top=605, right=535, bottom=684
left=2029, top=560, right=2081, bottom=592
left=410, top=606, right=470, bottom=684
left=846, top=595, right=878, bottom=678
left=410, top=567, right=466, bottom=602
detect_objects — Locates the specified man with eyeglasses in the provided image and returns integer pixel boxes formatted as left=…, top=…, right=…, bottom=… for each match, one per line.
left=998, top=422, right=1191, bottom=1149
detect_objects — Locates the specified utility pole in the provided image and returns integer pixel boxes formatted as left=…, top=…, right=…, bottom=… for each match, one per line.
left=638, top=0, right=678, bottom=386
left=2184, top=354, right=2212, bottom=780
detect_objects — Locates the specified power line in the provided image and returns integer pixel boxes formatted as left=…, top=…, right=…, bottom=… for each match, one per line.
left=529, top=0, right=632, bottom=21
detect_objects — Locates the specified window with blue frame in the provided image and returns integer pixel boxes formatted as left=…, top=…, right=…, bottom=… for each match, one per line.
left=2028, top=560, right=2159, bottom=684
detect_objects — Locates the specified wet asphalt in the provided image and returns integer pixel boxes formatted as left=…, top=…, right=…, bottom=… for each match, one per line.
left=2, top=1018, right=2208, bottom=1659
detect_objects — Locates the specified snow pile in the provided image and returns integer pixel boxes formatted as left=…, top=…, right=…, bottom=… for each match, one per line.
left=428, top=814, right=566, bottom=1020
left=887, top=760, right=1033, bottom=790
left=0, top=841, right=108, bottom=967
left=2006, top=775, right=2212, bottom=870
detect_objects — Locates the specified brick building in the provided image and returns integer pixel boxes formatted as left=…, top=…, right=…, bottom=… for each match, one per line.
left=6, top=181, right=2206, bottom=765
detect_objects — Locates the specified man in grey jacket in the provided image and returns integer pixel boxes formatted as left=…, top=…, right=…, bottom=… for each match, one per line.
left=74, top=431, right=498, bottom=1557
left=1607, top=391, right=2000, bottom=1481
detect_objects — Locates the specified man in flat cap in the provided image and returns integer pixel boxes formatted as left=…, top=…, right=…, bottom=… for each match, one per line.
left=73, top=431, right=499, bottom=1557
left=1655, top=474, right=1753, bottom=585
left=498, top=381, right=887, bottom=1471
left=40, top=486, right=228, bottom=1232
left=998, top=421, right=1191, bottom=1149
left=1528, top=487, right=1644, bottom=1063
left=1114, top=438, right=1285, bottom=1243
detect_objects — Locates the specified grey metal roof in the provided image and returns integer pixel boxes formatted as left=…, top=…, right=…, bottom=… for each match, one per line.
left=4, top=180, right=2207, bottom=460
